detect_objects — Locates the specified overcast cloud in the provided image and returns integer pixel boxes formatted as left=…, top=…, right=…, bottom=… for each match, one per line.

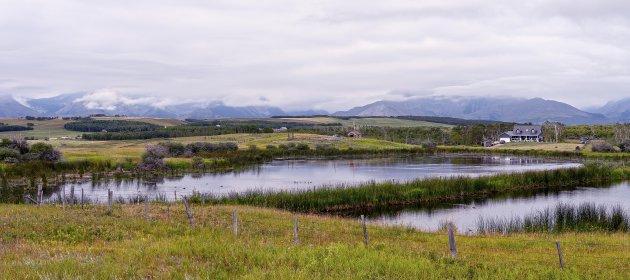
left=1, top=0, right=629, bottom=111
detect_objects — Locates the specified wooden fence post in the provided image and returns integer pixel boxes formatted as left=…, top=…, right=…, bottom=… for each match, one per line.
left=37, top=185, right=42, bottom=207
left=107, top=189, right=113, bottom=215
left=81, top=188, right=84, bottom=209
left=233, top=209, right=238, bottom=238
left=145, top=195, right=150, bottom=223
left=62, top=186, right=66, bottom=209
left=294, top=215, right=299, bottom=244
left=556, top=240, right=565, bottom=270
left=448, top=222, right=457, bottom=258
left=183, top=196, right=195, bottom=228
left=70, top=186, right=75, bottom=208
left=361, top=215, right=369, bottom=246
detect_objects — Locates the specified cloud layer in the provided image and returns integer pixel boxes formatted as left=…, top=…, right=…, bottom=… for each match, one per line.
left=1, top=0, right=629, bottom=110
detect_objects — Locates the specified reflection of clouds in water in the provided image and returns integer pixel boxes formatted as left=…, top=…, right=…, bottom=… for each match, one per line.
left=51, top=155, right=580, bottom=202
left=373, top=182, right=630, bottom=233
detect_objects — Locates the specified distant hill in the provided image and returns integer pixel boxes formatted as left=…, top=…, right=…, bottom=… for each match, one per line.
left=0, top=93, right=323, bottom=119
left=0, top=95, right=39, bottom=118
left=589, top=98, right=630, bottom=122
left=0, top=93, right=622, bottom=124
left=334, top=96, right=609, bottom=125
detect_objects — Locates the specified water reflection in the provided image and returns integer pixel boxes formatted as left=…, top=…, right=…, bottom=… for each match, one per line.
left=370, top=181, right=630, bottom=233
left=30, top=155, right=581, bottom=203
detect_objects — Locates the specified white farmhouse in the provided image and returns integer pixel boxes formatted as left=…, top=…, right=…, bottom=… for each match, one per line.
left=499, top=125, right=543, bottom=143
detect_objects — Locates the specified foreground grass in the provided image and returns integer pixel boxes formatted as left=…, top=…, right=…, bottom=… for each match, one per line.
left=0, top=204, right=628, bottom=279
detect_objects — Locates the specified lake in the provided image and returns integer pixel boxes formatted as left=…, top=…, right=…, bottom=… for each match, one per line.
left=370, top=181, right=630, bottom=233
left=48, top=155, right=581, bottom=203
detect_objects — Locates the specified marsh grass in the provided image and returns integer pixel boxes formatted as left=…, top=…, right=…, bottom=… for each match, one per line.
left=206, top=163, right=630, bottom=213
left=477, top=203, right=630, bottom=234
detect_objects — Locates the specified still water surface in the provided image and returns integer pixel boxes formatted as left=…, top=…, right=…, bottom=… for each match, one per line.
left=370, top=181, right=630, bottom=233
left=54, top=155, right=580, bottom=203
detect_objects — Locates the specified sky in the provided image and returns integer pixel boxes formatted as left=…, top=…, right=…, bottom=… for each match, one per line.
left=1, top=0, right=630, bottom=111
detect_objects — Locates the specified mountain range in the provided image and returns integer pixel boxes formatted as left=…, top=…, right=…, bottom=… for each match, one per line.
left=333, top=97, right=617, bottom=125
left=0, top=92, right=627, bottom=125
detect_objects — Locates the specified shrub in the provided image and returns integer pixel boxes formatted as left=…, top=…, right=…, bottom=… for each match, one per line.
left=185, top=142, right=238, bottom=154
left=422, top=140, right=437, bottom=151
left=296, top=143, right=310, bottom=151
left=159, top=142, right=186, bottom=156
left=144, top=144, right=169, bottom=159
left=137, top=156, right=165, bottom=171
left=192, top=157, right=205, bottom=169
left=0, top=148, right=19, bottom=161
left=591, top=142, right=616, bottom=152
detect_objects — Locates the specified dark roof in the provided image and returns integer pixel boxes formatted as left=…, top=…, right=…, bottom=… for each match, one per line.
left=511, top=125, right=542, bottom=136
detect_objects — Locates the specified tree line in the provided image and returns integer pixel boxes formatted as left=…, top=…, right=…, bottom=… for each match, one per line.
left=0, top=123, right=33, bottom=132
left=81, top=125, right=263, bottom=140
left=64, top=120, right=160, bottom=132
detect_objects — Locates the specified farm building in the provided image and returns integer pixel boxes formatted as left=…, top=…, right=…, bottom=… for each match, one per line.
left=499, top=125, right=543, bottom=143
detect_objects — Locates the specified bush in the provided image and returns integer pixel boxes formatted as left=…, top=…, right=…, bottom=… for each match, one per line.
left=619, top=141, right=630, bottom=152
left=422, top=140, right=437, bottom=151
left=0, top=139, right=61, bottom=162
left=185, top=142, right=238, bottom=154
left=192, top=157, right=205, bottom=169
left=159, top=142, right=186, bottom=156
left=0, top=148, right=19, bottom=161
left=137, top=156, right=165, bottom=171
left=591, top=142, right=616, bottom=152
left=296, top=143, right=310, bottom=151
left=144, top=144, right=169, bottom=159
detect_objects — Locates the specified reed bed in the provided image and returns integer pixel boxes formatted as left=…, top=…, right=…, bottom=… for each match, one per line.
left=205, top=162, right=630, bottom=213
left=477, top=203, right=630, bottom=234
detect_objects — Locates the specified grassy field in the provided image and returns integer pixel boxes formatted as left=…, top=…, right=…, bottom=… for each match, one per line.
left=0, top=118, right=77, bottom=138
left=491, top=142, right=584, bottom=152
left=0, top=204, right=627, bottom=279
left=0, top=117, right=184, bottom=139
left=280, top=117, right=453, bottom=128
left=47, top=133, right=413, bottom=163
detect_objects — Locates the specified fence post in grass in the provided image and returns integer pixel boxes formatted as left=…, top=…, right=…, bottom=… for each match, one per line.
left=294, top=215, right=299, bottom=244
left=233, top=209, right=238, bottom=238
left=183, top=196, right=195, bottom=228
left=81, top=188, right=84, bottom=209
left=62, top=185, right=66, bottom=209
left=361, top=215, right=369, bottom=246
left=556, top=240, right=565, bottom=270
left=70, top=185, right=75, bottom=208
left=145, top=195, right=149, bottom=223
left=107, top=189, right=113, bottom=215
left=448, top=222, right=457, bottom=258
left=37, top=185, right=42, bottom=207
